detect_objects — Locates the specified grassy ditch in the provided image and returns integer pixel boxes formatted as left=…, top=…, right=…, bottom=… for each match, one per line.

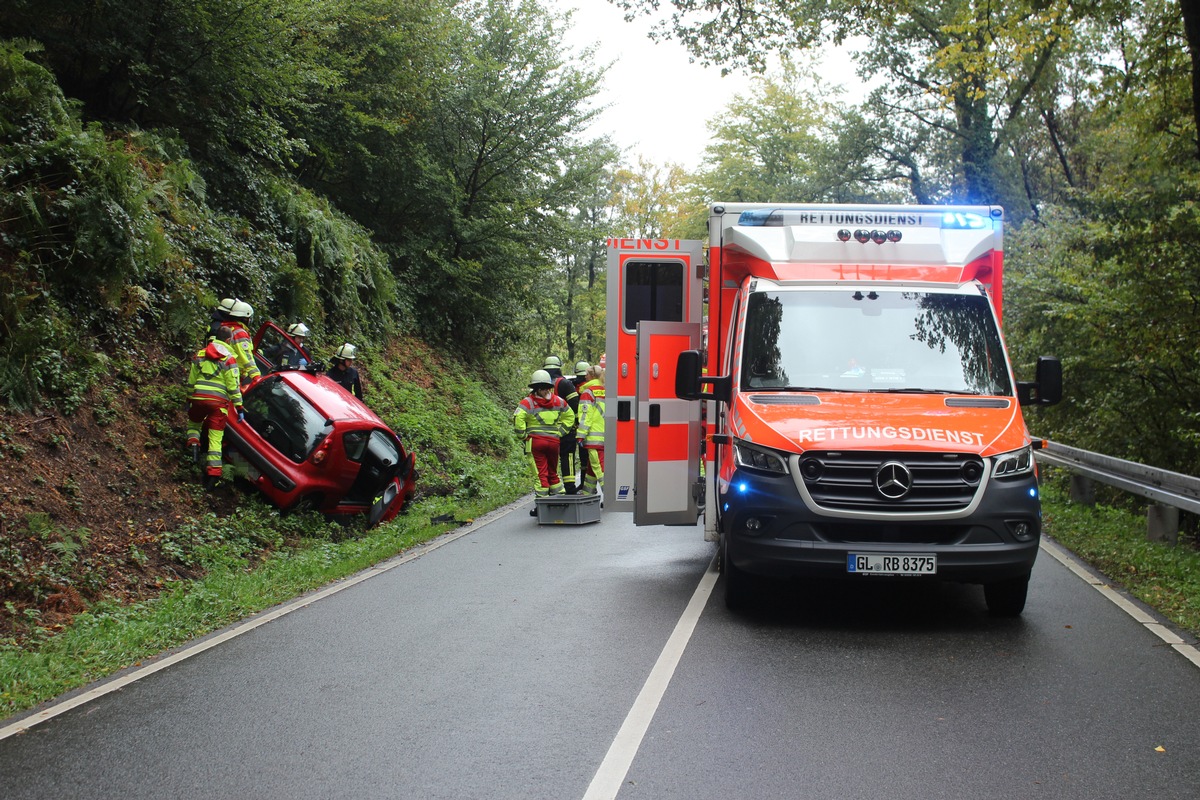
left=1040, top=481, right=1200, bottom=638
left=0, top=479, right=526, bottom=721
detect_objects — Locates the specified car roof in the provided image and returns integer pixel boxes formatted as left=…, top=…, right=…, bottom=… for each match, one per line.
left=273, top=370, right=387, bottom=426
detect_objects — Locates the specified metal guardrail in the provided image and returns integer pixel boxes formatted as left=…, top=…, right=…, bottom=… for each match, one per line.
left=1035, top=440, right=1200, bottom=516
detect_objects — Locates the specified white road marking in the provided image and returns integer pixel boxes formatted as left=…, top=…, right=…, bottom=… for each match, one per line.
left=1040, top=538, right=1200, bottom=669
left=583, top=554, right=719, bottom=800
left=0, top=504, right=518, bottom=741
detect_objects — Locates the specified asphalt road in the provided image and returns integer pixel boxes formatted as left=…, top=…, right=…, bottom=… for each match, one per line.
left=2, top=500, right=1198, bottom=799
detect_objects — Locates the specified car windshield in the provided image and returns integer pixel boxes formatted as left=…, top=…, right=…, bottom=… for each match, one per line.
left=740, top=289, right=1013, bottom=395
left=243, top=376, right=331, bottom=462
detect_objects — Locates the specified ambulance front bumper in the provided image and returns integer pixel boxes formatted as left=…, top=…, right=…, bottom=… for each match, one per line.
left=719, top=467, right=1041, bottom=584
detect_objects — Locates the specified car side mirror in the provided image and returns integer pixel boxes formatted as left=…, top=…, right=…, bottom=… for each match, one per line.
left=1017, top=356, right=1062, bottom=406
left=676, top=350, right=731, bottom=403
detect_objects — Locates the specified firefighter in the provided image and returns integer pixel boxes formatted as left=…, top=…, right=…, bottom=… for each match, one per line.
left=277, top=322, right=311, bottom=367
left=515, top=369, right=575, bottom=515
left=186, top=326, right=244, bottom=487
left=542, top=355, right=580, bottom=493
left=575, top=365, right=606, bottom=495
left=212, top=298, right=261, bottom=385
left=573, top=360, right=590, bottom=482
left=329, top=343, right=364, bottom=399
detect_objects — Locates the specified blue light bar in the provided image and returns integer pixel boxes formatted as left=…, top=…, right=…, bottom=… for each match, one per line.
left=941, top=212, right=989, bottom=229
left=738, top=209, right=779, bottom=227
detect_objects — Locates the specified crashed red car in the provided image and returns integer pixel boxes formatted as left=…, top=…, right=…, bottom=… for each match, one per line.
left=219, top=322, right=416, bottom=526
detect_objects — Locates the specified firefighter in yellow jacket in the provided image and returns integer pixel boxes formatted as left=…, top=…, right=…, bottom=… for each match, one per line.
left=186, top=327, right=244, bottom=486
left=514, top=369, right=576, bottom=515
left=212, top=298, right=261, bottom=385
left=574, top=365, right=606, bottom=495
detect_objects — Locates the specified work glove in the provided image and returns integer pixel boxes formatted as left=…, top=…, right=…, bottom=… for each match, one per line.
left=237, top=409, right=246, bottom=422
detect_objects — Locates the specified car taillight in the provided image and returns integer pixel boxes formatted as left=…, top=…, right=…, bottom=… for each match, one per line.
left=311, top=441, right=332, bottom=465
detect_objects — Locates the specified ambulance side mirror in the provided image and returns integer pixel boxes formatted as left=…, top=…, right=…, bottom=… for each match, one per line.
left=1017, top=356, right=1062, bottom=406
left=676, top=350, right=731, bottom=404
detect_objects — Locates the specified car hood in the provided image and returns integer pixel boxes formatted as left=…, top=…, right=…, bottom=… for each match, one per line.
left=730, top=391, right=1029, bottom=457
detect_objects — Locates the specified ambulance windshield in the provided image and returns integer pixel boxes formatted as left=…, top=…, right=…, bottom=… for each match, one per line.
left=740, top=289, right=1012, bottom=396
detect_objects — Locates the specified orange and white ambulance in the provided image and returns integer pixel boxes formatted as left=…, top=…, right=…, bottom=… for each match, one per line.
left=604, top=203, right=1062, bottom=614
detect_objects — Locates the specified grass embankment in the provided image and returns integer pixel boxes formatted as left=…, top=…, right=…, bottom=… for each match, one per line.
left=0, top=337, right=533, bottom=721
left=1041, top=481, right=1200, bottom=637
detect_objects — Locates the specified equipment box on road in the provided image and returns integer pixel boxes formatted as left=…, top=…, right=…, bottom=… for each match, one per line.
left=536, top=493, right=601, bottom=525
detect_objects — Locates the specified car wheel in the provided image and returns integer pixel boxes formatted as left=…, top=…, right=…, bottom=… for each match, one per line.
left=984, top=573, right=1030, bottom=617
left=722, top=534, right=751, bottom=612
left=289, top=494, right=322, bottom=515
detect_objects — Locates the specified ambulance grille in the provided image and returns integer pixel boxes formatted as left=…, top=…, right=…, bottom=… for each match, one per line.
left=799, top=451, right=984, bottom=512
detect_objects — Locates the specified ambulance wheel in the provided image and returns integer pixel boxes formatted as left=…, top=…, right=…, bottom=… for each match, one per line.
left=722, top=536, right=750, bottom=612
left=984, top=573, right=1030, bottom=617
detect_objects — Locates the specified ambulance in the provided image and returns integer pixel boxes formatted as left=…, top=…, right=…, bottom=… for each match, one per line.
left=604, top=203, right=1062, bottom=615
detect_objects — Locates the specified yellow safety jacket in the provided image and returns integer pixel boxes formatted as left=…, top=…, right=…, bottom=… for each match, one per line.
left=222, top=321, right=261, bottom=383
left=514, top=393, right=575, bottom=443
left=188, top=340, right=243, bottom=408
left=575, top=379, right=605, bottom=447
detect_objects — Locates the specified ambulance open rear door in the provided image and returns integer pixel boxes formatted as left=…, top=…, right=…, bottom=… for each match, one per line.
left=634, top=321, right=703, bottom=525
left=604, top=238, right=704, bottom=518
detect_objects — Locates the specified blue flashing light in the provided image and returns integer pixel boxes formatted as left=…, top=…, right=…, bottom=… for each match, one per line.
left=738, top=209, right=778, bottom=227
left=737, top=482, right=749, bottom=493
left=1029, top=487, right=1039, bottom=499
left=941, top=212, right=989, bottom=230
left=722, top=503, right=730, bottom=513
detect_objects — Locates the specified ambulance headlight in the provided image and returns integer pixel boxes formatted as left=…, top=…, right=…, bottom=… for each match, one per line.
left=992, top=446, right=1034, bottom=478
left=733, top=441, right=789, bottom=475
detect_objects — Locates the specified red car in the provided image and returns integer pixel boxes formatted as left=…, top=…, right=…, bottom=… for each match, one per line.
left=219, top=322, right=416, bottom=526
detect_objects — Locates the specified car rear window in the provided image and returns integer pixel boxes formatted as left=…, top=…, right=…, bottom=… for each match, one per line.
left=243, top=376, right=331, bottom=462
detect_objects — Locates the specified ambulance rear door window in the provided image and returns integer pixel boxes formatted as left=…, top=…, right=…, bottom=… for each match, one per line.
left=624, top=260, right=684, bottom=331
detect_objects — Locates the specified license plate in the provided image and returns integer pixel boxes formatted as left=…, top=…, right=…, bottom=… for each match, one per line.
left=847, top=553, right=937, bottom=575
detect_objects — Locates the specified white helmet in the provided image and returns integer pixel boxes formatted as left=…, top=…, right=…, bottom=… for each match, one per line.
left=575, top=360, right=590, bottom=377
left=543, top=355, right=562, bottom=370
left=217, top=298, right=237, bottom=315
left=287, top=323, right=310, bottom=338
left=529, top=369, right=553, bottom=389
left=229, top=300, right=253, bottom=320
left=335, top=343, right=357, bottom=360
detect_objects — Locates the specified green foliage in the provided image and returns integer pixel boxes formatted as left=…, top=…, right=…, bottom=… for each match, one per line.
left=389, top=0, right=611, bottom=362
left=1006, top=184, right=1200, bottom=476
left=1041, top=481, right=1200, bottom=637
left=356, top=340, right=524, bottom=502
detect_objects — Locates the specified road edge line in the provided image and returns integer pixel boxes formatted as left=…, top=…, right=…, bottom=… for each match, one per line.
left=1040, top=538, right=1200, bottom=669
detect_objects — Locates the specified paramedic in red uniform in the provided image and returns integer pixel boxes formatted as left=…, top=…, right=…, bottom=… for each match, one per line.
left=515, top=369, right=575, bottom=515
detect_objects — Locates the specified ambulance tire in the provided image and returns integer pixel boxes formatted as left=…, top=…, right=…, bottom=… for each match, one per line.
left=721, top=535, right=750, bottom=612
left=983, top=572, right=1030, bottom=617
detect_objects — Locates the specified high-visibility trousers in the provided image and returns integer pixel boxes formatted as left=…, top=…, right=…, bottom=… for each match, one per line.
left=526, top=435, right=564, bottom=496
left=187, top=399, right=229, bottom=477
left=559, top=431, right=578, bottom=491
left=581, top=446, right=605, bottom=494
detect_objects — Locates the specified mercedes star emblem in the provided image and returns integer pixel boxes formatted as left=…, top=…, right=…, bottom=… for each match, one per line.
left=874, top=461, right=913, bottom=499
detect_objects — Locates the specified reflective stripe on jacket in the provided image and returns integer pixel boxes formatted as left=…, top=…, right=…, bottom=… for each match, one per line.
left=188, top=342, right=242, bottom=407
left=224, top=321, right=261, bottom=382
left=575, top=379, right=605, bottom=447
left=514, top=393, right=575, bottom=441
